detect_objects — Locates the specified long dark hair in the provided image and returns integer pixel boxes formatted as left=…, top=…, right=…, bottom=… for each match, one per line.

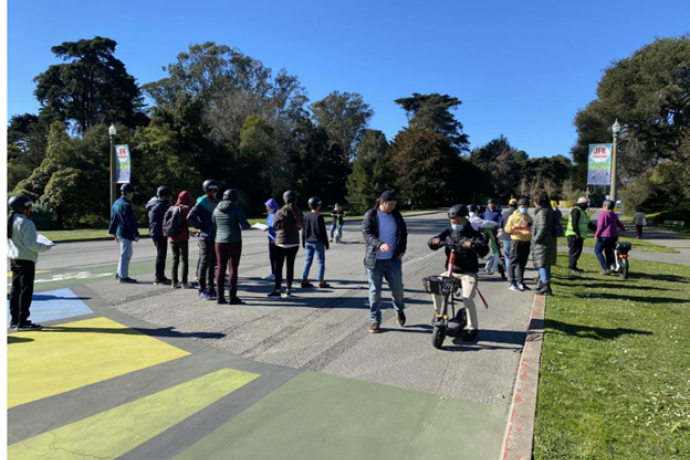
left=533, top=190, right=551, bottom=209
left=8, top=212, right=16, bottom=239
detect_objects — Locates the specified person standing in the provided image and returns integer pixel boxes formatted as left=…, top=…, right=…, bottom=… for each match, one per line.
left=213, top=189, right=251, bottom=304
left=632, top=210, right=647, bottom=238
left=565, top=197, right=596, bottom=274
left=263, top=198, right=280, bottom=280
left=362, top=191, right=408, bottom=333
left=169, top=191, right=194, bottom=289
left=109, top=184, right=140, bottom=284
left=330, top=204, right=346, bottom=243
left=500, top=198, right=518, bottom=280
left=7, top=195, right=51, bottom=331
left=188, top=179, right=220, bottom=300
left=268, top=190, right=304, bottom=299
left=301, top=197, right=331, bottom=289
left=531, top=191, right=558, bottom=296
left=146, top=186, right=173, bottom=285
left=504, top=197, right=533, bottom=292
left=594, top=200, right=627, bottom=275
left=482, top=199, right=502, bottom=225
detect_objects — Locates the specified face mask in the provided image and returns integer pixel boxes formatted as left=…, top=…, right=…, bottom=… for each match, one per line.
left=519, top=208, right=528, bottom=215
left=451, top=224, right=464, bottom=232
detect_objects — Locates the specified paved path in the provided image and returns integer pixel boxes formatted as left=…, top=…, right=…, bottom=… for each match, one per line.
left=8, top=212, right=535, bottom=459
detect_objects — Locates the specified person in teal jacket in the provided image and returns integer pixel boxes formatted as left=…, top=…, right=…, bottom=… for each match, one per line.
left=7, top=195, right=51, bottom=331
left=213, top=189, right=251, bottom=304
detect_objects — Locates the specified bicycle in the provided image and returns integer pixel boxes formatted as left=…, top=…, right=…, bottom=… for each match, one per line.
left=611, top=241, right=631, bottom=279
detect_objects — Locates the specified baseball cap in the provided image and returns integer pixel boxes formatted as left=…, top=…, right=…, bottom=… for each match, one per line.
left=379, top=190, right=397, bottom=202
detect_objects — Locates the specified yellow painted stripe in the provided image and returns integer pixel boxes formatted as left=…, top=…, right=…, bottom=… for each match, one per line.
left=9, top=368, right=259, bottom=459
left=8, top=317, right=190, bottom=408
left=7, top=270, right=51, bottom=277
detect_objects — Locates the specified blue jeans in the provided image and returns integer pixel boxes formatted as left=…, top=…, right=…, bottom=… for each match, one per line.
left=538, top=266, right=551, bottom=284
left=502, top=239, right=517, bottom=280
left=118, top=238, right=134, bottom=279
left=302, top=242, right=326, bottom=281
left=595, top=237, right=617, bottom=270
left=366, top=258, right=405, bottom=323
left=330, top=224, right=343, bottom=240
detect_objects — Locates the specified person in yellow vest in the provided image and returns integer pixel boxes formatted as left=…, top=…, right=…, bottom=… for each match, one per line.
left=504, top=197, right=533, bottom=292
left=565, top=197, right=597, bottom=274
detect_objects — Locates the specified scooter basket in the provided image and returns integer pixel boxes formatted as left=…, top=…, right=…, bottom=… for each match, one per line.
left=423, top=276, right=462, bottom=296
left=616, top=241, right=632, bottom=255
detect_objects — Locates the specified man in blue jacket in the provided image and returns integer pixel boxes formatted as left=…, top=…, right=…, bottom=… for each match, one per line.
left=109, top=184, right=140, bottom=284
left=482, top=199, right=502, bottom=225
left=187, top=179, right=220, bottom=300
left=146, top=186, right=173, bottom=285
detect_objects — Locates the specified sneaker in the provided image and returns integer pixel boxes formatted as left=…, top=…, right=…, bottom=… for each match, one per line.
left=154, top=279, right=167, bottom=286
left=600, top=269, right=612, bottom=276
left=17, top=322, right=42, bottom=332
left=301, top=280, right=314, bottom=288
left=172, top=282, right=181, bottom=289
left=569, top=268, right=585, bottom=274
left=9, top=322, right=19, bottom=329
left=119, top=277, right=137, bottom=284
left=509, top=283, right=520, bottom=292
left=397, top=310, right=406, bottom=327
left=519, top=283, right=532, bottom=292
left=182, top=282, right=194, bottom=289
left=267, top=291, right=282, bottom=300
left=229, top=297, right=243, bottom=305
left=319, top=281, right=332, bottom=288
left=217, top=297, right=228, bottom=305
left=114, top=273, right=120, bottom=279
left=264, top=274, right=275, bottom=281
left=209, top=288, right=218, bottom=300
left=536, top=284, right=553, bottom=296
left=199, top=290, right=210, bottom=300
left=369, top=322, right=380, bottom=333
left=282, top=289, right=293, bottom=299
left=462, top=329, right=478, bottom=342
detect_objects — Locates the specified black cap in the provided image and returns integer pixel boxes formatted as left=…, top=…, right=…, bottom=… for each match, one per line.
left=378, top=190, right=397, bottom=202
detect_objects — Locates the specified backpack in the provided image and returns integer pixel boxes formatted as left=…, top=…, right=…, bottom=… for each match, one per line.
left=163, top=205, right=183, bottom=238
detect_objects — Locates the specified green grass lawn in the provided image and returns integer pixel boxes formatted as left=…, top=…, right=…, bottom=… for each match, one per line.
left=533, top=254, right=690, bottom=459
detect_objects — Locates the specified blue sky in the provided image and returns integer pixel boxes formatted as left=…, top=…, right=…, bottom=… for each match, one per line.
left=8, top=0, right=690, bottom=159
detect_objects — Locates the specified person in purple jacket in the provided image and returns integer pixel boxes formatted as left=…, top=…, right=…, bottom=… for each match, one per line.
left=594, top=200, right=627, bottom=275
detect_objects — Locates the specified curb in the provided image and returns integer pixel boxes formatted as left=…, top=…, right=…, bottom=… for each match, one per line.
left=501, top=294, right=546, bottom=460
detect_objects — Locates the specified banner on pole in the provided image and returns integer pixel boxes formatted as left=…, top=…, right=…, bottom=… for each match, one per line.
left=587, top=143, right=612, bottom=185
left=115, top=144, right=131, bottom=184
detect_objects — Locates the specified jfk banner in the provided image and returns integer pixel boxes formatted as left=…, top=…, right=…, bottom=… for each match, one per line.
left=115, top=144, right=131, bottom=184
left=587, top=143, right=612, bottom=185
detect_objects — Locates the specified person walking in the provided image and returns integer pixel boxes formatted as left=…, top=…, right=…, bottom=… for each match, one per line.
left=187, top=179, right=220, bottom=300
left=301, top=197, right=331, bottom=289
left=362, top=191, right=408, bottom=333
left=565, top=197, right=597, bottom=274
left=267, top=190, right=304, bottom=299
left=263, top=198, right=280, bottom=280
left=632, top=210, right=647, bottom=239
left=500, top=198, right=518, bottom=281
left=169, top=191, right=194, bottom=289
left=146, top=186, right=173, bottom=285
left=531, top=191, right=558, bottom=296
left=330, top=204, right=346, bottom=243
left=213, top=189, right=251, bottom=304
left=504, top=197, right=533, bottom=292
left=109, top=184, right=140, bottom=284
left=594, top=200, right=627, bottom=275
left=7, top=195, right=51, bottom=331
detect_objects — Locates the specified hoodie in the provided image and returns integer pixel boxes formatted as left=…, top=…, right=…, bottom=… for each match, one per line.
left=146, top=197, right=171, bottom=238
left=169, top=191, right=194, bottom=243
left=187, top=195, right=217, bottom=242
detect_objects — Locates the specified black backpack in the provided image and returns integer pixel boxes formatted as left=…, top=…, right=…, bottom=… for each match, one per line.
left=552, top=209, right=564, bottom=237
left=163, top=205, right=183, bottom=238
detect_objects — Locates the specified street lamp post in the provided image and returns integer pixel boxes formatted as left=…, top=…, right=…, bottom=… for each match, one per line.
left=109, top=124, right=117, bottom=209
left=610, top=119, right=621, bottom=202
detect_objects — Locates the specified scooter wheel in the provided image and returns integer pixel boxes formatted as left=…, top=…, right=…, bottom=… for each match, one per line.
left=499, top=264, right=506, bottom=281
left=619, top=258, right=629, bottom=279
left=432, top=325, right=446, bottom=349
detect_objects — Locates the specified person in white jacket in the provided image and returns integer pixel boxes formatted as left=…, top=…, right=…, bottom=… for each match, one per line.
left=468, top=205, right=500, bottom=275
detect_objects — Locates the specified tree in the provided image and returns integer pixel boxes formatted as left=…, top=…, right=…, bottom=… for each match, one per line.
left=309, top=91, right=373, bottom=161
left=470, top=136, right=527, bottom=198
left=347, top=130, right=395, bottom=213
left=33, top=37, right=147, bottom=134
left=394, top=93, right=470, bottom=151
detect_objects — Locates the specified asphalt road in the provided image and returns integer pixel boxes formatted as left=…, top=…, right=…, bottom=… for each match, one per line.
left=34, top=211, right=535, bottom=405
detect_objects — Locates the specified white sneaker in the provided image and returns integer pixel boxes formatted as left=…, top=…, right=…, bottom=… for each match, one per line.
left=478, top=270, right=495, bottom=276
left=264, top=274, right=275, bottom=281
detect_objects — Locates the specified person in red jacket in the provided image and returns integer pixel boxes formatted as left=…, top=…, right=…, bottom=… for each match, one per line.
left=170, top=191, right=195, bottom=288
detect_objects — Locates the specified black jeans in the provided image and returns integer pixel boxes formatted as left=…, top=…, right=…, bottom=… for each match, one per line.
left=171, top=240, right=189, bottom=284
left=152, top=236, right=168, bottom=281
left=274, top=246, right=299, bottom=291
left=509, top=241, right=531, bottom=284
left=198, top=239, right=216, bottom=292
left=9, top=259, right=36, bottom=325
left=269, top=242, right=276, bottom=275
left=567, top=235, right=584, bottom=270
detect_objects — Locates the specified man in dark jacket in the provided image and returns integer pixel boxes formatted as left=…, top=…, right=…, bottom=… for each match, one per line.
left=362, top=191, right=408, bottom=333
left=108, top=184, right=140, bottom=284
left=146, top=186, right=173, bottom=285
left=187, top=179, right=220, bottom=300
left=428, top=204, right=489, bottom=341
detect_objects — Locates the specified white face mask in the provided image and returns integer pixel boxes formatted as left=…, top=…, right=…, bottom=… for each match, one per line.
left=519, top=208, right=528, bottom=214
left=451, top=224, right=464, bottom=232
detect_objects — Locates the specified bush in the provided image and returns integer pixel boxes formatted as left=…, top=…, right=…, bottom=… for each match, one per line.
left=30, top=203, right=59, bottom=231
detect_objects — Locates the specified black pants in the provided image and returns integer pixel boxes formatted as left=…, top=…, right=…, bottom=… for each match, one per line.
left=152, top=236, right=168, bottom=281
left=567, top=235, right=584, bottom=270
left=509, top=241, right=531, bottom=284
left=269, top=242, right=276, bottom=275
left=198, top=239, right=216, bottom=291
left=171, top=240, right=189, bottom=285
left=9, top=259, right=36, bottom=325
left=274, top=246, right=299, bottom=291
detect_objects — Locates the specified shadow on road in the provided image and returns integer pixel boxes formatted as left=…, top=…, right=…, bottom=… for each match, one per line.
left=40, top=325, right=225, bottom=340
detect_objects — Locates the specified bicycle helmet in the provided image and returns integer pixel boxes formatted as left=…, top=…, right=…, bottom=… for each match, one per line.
left=223, top=189, right=240, bottom=202
left=308, top=196, right=322, bottom=208
left=283, top=190, right=297, bottom=204
left=120, top=183, right=135, bottom=195
left=469, top=204, right=480, bottom=213
left=8, top=195, right=33, bottom=213
left=202, top=179, right=221, bottom=193
left=448, top=204, right=469, bottom=218
left=157, top=186, right=172, bottom=198
left=518, top=197, right=529, bottom=206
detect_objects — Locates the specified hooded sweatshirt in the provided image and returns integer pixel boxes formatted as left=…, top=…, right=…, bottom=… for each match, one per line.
left=146, top=197, right=171, bottom=238
left=169, top=191, right=194, bottom=243
left=265, top=198, right=279, bottom=242
left=187, top=195, right=217, bottom=242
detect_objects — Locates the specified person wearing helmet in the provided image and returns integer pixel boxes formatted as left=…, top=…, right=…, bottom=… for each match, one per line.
left=213, top=189, right=251, bottom=304
left=594, top=199, right=626, bottom=275
left=499, top=198, right=519, bottom=281
left=188, top=179, right=220, bottom=300
left=504, top=197, right=533, bottom=291
left=267, top=190, right=304, bottom=299
left=146, top=185, right=173, bottom=285
left=263, top=198, right=280, bottom=280
left=300, top=197, right=331, bottom=289
left=7, top=195, right=52, bottom=331
left=330, top=203, right=346, bottom=244
left=108, top=183, right=140, bottom=283
left=566, top=196, right=597, bottom=274
left=428, top=204, right=489, bottom=341
left=362, top=190, right=408, bottom=333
